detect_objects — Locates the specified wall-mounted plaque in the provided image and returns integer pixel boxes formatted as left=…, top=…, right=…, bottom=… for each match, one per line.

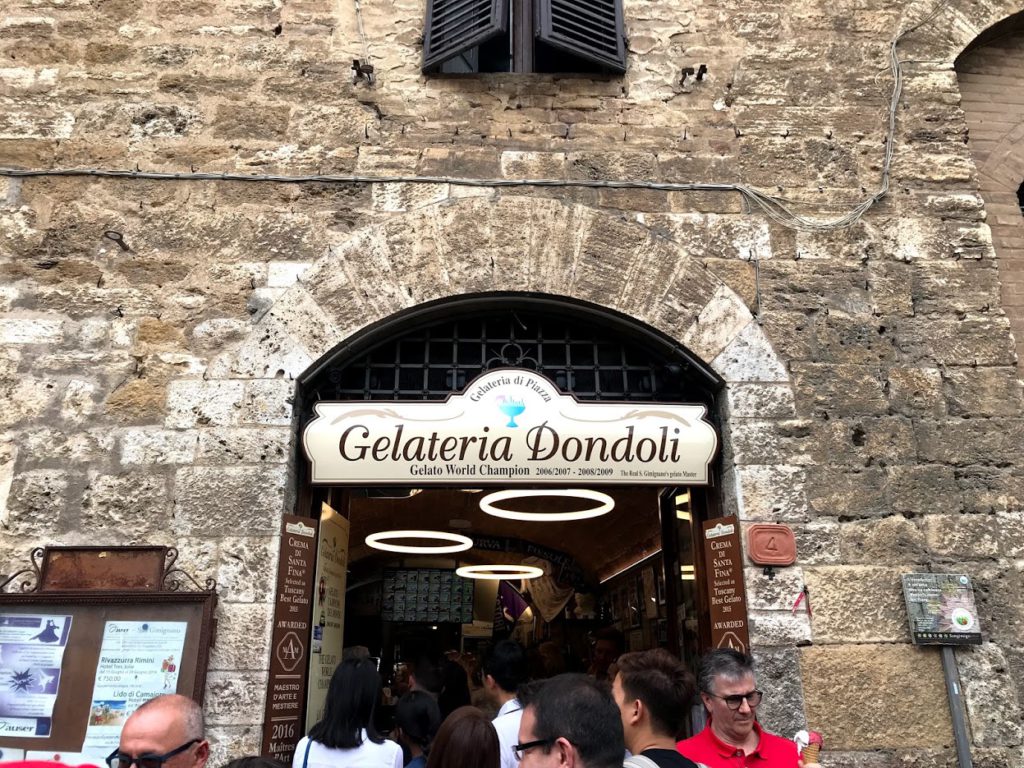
left=902, top=573, right=982, bottom=646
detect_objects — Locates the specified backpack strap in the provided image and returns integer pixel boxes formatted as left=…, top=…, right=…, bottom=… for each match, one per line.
left=623, top=756, right=661, bottom=768
left=301, top=738, right=312, bottom=768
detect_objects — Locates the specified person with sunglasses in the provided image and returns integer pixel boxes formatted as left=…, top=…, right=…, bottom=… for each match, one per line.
left=676, top=650, right=819, bottom=768
left=107, top=694, right=209, bottom=768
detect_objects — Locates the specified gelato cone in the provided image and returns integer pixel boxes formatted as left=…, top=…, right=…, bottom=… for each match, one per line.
left=794, top=730, right=824, bottom=764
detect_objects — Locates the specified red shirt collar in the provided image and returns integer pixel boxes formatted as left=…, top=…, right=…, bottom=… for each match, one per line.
left=703, top=718, right=767, bottom=757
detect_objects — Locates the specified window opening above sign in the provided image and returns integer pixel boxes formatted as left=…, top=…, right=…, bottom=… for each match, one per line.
left=422, top=0, right=627, bottom=74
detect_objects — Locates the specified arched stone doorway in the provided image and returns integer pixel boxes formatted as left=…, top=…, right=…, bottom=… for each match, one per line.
left=183, top=195, right=805, bottom=748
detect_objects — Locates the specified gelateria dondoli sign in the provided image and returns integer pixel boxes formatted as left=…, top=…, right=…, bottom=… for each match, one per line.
left=303, top=369, right=718, bottom=485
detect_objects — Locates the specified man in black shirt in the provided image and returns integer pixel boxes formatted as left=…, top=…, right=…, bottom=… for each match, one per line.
left=613, top=649, right=700, bottom=768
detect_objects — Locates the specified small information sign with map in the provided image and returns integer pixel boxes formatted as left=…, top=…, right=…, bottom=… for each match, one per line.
left=901, top=573, right=982, bottom=645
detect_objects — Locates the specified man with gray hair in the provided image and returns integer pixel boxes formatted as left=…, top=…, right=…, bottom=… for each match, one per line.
left=107, top=694, right=209, bottom=768
left=676, top=649, right=818, bottom=768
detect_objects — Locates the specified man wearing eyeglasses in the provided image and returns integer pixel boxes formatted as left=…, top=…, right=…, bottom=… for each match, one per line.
left=514, top=673, right=624, bottom=768
left=108, top=694, right=209, bottom=768
left=676, top=650, right=818, bottom=768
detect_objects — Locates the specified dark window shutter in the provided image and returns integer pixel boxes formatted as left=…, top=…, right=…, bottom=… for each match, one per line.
left=423, top=0, right=509, bottom=72
left=535, top=0, right=626, bottom=73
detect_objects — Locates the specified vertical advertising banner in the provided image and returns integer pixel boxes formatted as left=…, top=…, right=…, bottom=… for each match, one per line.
left=261, top=515, right=318, bottom=763
left=305, top=503, right=350, bottom=728
left=701, top=518, right=750, bottom=654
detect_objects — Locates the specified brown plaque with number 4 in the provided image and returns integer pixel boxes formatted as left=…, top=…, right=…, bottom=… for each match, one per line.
left=746, top=524, right=796, bottom=566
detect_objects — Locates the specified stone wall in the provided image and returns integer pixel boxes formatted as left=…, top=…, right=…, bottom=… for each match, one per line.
left=1, top=0, right=1023, bottom=766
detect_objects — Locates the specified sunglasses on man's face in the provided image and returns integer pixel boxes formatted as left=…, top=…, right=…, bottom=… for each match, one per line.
left=106, top=739, right=200, bottom=768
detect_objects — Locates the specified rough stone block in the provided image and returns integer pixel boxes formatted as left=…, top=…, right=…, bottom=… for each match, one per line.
left=213, top=535, right=280, bottom=603
left=729, top=421, right=815, bottom=467
left=942, top=367, right=1024, bottom=418
left=196, top=427, right=292, bottom=464
left=956, top=643, right=1024, bottom=747
left=744, top=566, right=804, bottom=611
left=17, top=427, right=116, bottom=466
left=954, top=467, right=1024, bottom=514
left=120, top=429, right=198, bottom=464
left=166, top=380, right=245, bottom=428
left=751, top=647, right=807, bottom=737
left=748, top=609, right=812, bottom=646
left=174, top=466, right=288, bottom=536
left=207, top=724, right=263, bottom=766
left=724, top=383, right=796, bottom=419
left=81, top=471, right=171, bottom=537
left=733, top=464, right=811, bottom=522
left=204, top=670, right=269, bottom=726
left=267, top=261, right=312, bottom=288
left=801, top=644, right=952, bottom=749
left=0, top=377, right=61, bottom=426
left=915, top=419, right=1024, bottom=466
left=802, top=566, right=911, bottom=643
left=371, top=181, right=449, bottom=212
left=711, top=321, right=788, bottom=383
left=839, top=517, right=927, bottom=565
left=59, top=378, right=98, bottom=423
left=0, top=440, right=17, bottom=529
left=681, top=285, right=753, bottom=364
left=971, top=564, right=1024, bottom=647
left=792, top=362, right=888, bottom=417
left=241, top=379, right=296, bottom=426
left=0, top=317, right=63, bottom=344
left=792, top=519, right=842, bottom=565
left=924, top=513, right=1023, bottom=561
left=208, top=602, right=274, bottom=671
left=886, top=465, right=961, bottom=516
left=811, top=417, right=918, bottom=468
left=4, top=468, right=68, bottom=536
left=104, top=378, right=167, bottom=424
left=807, top=466, right=888, bottom=517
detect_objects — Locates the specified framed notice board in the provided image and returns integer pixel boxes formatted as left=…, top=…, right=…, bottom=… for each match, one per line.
left=0, top=589, right=216, bottom=754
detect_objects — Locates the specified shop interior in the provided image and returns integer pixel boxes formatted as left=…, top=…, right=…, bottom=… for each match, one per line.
left=329, top=483, right=707, bottom=727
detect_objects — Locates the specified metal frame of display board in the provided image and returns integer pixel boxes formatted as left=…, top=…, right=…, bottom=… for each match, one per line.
left=0, top=547, right=217, bottom=754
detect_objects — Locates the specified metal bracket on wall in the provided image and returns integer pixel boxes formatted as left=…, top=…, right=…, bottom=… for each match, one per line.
left=162, top=547, right=218, bottom=592
left=0, top=547, right=45, bottom=593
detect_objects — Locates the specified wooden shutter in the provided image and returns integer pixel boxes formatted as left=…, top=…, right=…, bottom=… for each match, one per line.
left=535, top=0, right=626, bottom=73
left=423, top=0, right=509, bottom=72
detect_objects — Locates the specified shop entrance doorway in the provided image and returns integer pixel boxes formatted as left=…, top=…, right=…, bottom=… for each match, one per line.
left=295, top=293, right=725, bottom=734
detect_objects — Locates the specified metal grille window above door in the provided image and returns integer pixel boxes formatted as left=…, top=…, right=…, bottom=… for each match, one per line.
left=422, top=0, right=626, bottom=74
left=300, top=308, right=720, bottom=422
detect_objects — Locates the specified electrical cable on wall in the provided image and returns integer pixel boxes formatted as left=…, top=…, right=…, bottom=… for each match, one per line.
left=0, top=0, right=951, bottom=233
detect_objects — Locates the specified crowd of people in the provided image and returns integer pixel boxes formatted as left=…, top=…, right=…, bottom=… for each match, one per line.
left=87, top=645, right=822, bottom=768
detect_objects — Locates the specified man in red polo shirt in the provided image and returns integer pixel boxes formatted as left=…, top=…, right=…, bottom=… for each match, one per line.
left=676, top=649, right=820, bottom=768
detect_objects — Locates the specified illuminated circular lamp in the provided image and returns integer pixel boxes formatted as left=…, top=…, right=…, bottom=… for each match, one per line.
left=456, top=564, right=545, bottom=580
left=365, top=530, right=473, bottom=554
left=479, top=489, right=615, bottom=522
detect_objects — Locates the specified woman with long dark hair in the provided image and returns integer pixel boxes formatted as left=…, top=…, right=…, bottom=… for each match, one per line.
left=394, top=691, right=441, bottom=768
left=293, top=658, right=402, bottom=768
left=424, top=706, right=499, bottom=768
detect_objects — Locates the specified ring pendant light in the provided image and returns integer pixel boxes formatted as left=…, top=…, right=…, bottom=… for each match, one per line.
left=365, top=530, right=473, bottom=554
left=479, top=489, right=615, bottom=522
left=456, top=564, right=545, bottom=580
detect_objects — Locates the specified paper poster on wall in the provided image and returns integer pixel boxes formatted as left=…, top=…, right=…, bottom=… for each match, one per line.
left=0, top=614, right=73, bottom=738
left=81, top=621, right=188, bottom=755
